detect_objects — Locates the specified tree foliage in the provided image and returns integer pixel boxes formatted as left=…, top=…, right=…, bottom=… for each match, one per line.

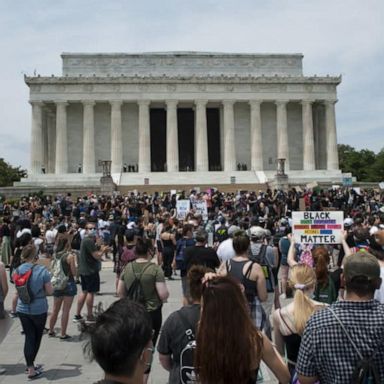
left=338, top=144, right=384, bottom=182
left=0, top=158, right=27, bottom=187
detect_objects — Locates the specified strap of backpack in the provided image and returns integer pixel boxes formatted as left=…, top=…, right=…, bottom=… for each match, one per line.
left=244, top=260, right=254, bottom=279
left=258, top=244, right=267, bottom=263
left=328, top=307, right=365, bottom=360
left=177, top=310, right=195, bottom=340
left=132, top=262, right=152, bottom=281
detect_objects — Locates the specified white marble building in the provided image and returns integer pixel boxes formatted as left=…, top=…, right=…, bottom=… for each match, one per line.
left=22, top=52, right=342, bottom=187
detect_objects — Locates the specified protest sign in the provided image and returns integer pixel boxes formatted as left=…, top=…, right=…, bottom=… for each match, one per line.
left=379, top=182, right=384, bottom=190
left=176, top=200, right=190, bottom=220
left=292, top=211, right=344, bottom=244
left=306, top=181, right=318, bottom=189
left=192, top=199, right=208, bottom=221
left=342, top=176, right=353, bottom=187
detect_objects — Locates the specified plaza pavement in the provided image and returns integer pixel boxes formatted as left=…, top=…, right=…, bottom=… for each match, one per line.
left=0, top=261, right=279, bottom=383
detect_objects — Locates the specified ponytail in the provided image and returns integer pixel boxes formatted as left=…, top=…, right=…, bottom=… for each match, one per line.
left=293, top=288, right=316, bottom=334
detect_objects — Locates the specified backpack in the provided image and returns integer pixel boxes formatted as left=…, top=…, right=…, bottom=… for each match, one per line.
left=177, top=310, right=198, bottom=384
left=314, top=275, right=337, bottom=304
left=125, top=262, right=152, bottom=305
left=120, top=245, right=136, bottom=265
left=12, top=265, right=37, bottom=304
left=51, top=251, right=69, bottom=291
left=176, top=239, right=187, bottom=271
left=71, top=231, right=82, bottom=251
left=329, top=307, right=381, bottom=383
left=250, top=244, right=274, bottom=293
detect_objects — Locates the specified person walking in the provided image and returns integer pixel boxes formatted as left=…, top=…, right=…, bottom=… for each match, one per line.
left=118, top=237, right=169, bottom=384
left=15, top=244, right=53, bottom=380
left=0, top=261, right=9, bottom=374
left=48, top=234, right=77, bottom=339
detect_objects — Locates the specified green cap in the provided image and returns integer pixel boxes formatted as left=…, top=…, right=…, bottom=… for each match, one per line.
left=344, top=252, right=380, bottom=282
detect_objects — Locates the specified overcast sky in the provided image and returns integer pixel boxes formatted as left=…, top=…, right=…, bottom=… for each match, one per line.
left=0, top=0, right=383, bottom=169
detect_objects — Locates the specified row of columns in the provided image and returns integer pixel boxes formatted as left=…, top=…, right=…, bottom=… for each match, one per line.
left=30, top=99, right=339, bottom=175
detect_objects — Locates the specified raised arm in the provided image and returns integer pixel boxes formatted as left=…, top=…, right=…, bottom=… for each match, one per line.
left=287, top=235, right=298, bottom=268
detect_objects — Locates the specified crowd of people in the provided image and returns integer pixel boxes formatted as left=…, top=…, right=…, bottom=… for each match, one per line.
left=0, top=186, right=384, bottom=383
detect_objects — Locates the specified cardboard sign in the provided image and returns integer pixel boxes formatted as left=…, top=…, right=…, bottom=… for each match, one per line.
left=292, top=211, right=344, bottom=244
left=176, top=200, right=190, bottom=220
left=191, top=199, right=208, bottom=221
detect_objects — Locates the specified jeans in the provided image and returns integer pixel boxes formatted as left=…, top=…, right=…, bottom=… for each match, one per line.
left=18, top=312, right=47, bottom=367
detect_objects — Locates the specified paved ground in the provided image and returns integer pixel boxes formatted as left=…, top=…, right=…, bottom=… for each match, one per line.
left=0, top=261, right=279, bottom=383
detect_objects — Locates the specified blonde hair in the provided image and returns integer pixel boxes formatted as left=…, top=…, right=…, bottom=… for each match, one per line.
left=289, top=265, right=316, bottom=334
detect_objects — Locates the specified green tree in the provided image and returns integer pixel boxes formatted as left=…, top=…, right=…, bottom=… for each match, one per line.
left=0, top=158, right=27, bottom=187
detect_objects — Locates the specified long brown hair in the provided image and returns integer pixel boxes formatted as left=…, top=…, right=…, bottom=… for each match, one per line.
left=195, top=276, right=263, bottom=384
left=312, top=246, right=330, bottom=287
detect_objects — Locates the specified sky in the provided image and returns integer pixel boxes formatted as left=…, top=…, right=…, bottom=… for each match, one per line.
left=0, top=0, right=383, bottom=170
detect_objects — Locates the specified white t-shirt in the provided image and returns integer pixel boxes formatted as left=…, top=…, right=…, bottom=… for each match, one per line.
left=217, top=238, right=235, bottom=262
left=45, top=229, right=57, bottom=244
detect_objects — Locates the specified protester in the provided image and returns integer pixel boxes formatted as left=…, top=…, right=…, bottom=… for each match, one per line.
left=157, top=265, right=207, bottom=383
left=48, top=234, right=77, bottom=339
left=216, top=224, right=240, bottom=262
left=296, top=252, right=384, bottom=383
left=15, top=244, right=53, bottom=380
left=273, top=264, right=326, bottom=379
left=118, top=237, right=169, bottom=383
left=0, top=261, right=9, bottom=374
left=195, top=275, right=290, bottom=384
left=85, top=298, right=153, bottom=384
left=161, top=221, right=177, bottom=280
left=219, top=230, right=268, bottom=331
left=74, top=222, right=109, bottom=323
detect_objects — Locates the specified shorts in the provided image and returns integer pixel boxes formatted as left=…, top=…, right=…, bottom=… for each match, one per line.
left=156, top=240, right=163, bottom=252
left=80, top=273, right=100, bottom=293
left=279, top=265, right=289, bottom=281
left=53, top=280, right=78, bottom=297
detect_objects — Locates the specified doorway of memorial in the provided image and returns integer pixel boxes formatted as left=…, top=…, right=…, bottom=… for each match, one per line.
left=207, top=108, right=221, bottom=171
left=178, top=108, right=195, bottom=171
left=150, top=108, right=166, bottom=172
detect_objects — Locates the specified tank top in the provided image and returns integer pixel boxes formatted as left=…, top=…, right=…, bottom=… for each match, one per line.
left=227, top=259, right=258, bottom=301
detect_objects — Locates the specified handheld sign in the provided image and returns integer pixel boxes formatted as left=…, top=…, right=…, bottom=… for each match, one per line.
left=176, top=200, right=190, bottom=220
left=191, top=200, right=208, bottom=221
left=292, top=211, right=344, bottom=244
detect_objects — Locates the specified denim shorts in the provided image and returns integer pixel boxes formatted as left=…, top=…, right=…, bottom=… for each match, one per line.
left=53, top=280, right=78, bottom=297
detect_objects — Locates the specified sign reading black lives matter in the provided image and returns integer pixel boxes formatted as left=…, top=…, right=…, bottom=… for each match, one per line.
left=292, top=211, right=344, bottom=244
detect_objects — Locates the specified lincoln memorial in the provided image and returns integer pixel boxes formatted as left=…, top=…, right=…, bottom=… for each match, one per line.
left=20, top=52, right=343, bottom=188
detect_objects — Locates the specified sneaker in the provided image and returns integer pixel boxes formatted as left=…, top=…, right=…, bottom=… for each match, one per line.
left=85, top=316, right=96, bottom=324
left=59, top=335, right=72, bottom=340
left=9, top=311, right=17, bottom=318
left=28, top=370, right=42, bottom=380
left=73, top=315, right=83, bottom=323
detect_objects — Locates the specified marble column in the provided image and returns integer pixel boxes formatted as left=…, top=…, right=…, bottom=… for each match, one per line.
left=223, top=100, right=236, bottom=172
left=110, top=100, right=123, bottom=174
left=325, top=100, right=339, bottom=170
left=276, top=100, right=290, bottom=171
left=166, top=100, right=179, bottom=172
left=195, top=100, right=209, bottom=172
left=55, top=101, right=68, bottom=174
left=47, top=112, right=56, bottom=173
left=29, top=101, right=44, bottom=175
left=42, top=110, right=48, bottom=173
left=138, top=100, right=151, bottom=172
left=302, top=100, right=316, bottom=171
left=82, top=101, right=96, bottom=174
left=249, top=100, right=263, bottom=171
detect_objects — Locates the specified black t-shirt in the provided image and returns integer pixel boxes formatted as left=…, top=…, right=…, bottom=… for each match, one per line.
left=184, top=245, right=220, bottom=272
left=157, top=304, right=200, bottom=384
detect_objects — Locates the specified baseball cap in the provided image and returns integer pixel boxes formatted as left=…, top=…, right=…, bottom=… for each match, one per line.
left=343, top=218, right=354, bottom=227
left=343, top=252, right=380, bottom=282
left=228, top=225, right=241, bottom=237
left=249, top=226, right=266, bottom=239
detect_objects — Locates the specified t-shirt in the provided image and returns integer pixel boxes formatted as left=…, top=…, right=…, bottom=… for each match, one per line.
left=120, top=261, right=165, bottom=312
left=79, top=236, right=99, bottom=276
left=16, top=263, right=51, bottom=315
left=184, top=246, right=220, bottom=272
left=217, top=238, right=235, bottom=262
left=157, top=304, right=201, bottom=384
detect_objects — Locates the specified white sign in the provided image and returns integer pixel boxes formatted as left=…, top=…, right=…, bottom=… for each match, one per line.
left=176, top=200, right=190, bottom=220
left=379, top=182, right=384, bottom=190
left=292, top=211, right=344, bottom=244
left=306, top=181, right=318, bottom=189
left=192, top=200, right=208, bottom=221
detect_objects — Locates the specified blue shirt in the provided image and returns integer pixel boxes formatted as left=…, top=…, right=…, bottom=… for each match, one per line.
left=16, top=263, right=51, bottom=315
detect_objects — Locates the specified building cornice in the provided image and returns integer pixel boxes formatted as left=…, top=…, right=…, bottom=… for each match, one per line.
left=25, top=75, right=342, bottom=86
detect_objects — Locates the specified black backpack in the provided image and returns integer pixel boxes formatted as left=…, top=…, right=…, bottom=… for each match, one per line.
left=250, top=244, right=274, bottom=293
left=126, top=262, right=152, bottom=305
left=215, top=225, right=228, bottom=243
left=329, top=307, right=381, bottom=383
left=71, top=231, right=82, bottom=251
left=177, top=310, right=198, bottom=384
